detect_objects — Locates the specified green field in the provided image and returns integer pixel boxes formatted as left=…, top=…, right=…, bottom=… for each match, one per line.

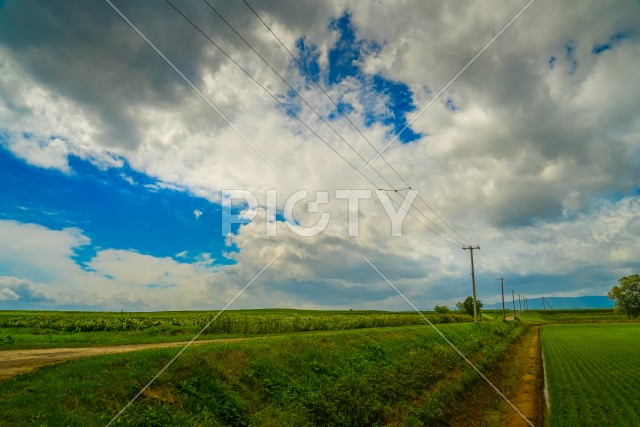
left=520, top=309, right=627, bottom=324
left=0, top=309, right=470, bottom=350
left=542, top=323, right=640, bottom=426
left=0, top=321, right=524, bottom=426
left=5, top=308, right=634, bottom=426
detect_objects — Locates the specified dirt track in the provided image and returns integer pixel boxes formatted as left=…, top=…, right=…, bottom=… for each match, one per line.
left=0, top=338, right=254, bottom=381
left=501, top=326, right=545, bottom=427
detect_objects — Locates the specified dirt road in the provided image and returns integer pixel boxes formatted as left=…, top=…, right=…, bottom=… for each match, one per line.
left=0, top=338, right=254, bottom=381
left=501, top=326, right=545, bottom=427
left=447, top=325, right=545, bottom=427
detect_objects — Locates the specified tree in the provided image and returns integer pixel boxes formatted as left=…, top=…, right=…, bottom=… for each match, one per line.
left=456, top=296, right=483, bottom=317
left=608, top=274, right=640, bottom=320
left=433, top=305, right=450, bottom=314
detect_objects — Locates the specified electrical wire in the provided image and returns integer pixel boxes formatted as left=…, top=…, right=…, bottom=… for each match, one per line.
left=195, top=0, right=466, bottom=247
left=241, top=0, right=473, bottom=247
left=163, top=0, right=463, bottom=248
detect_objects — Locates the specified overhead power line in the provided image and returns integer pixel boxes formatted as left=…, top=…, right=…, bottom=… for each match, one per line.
left=202, top=0, right=465, bottom=245
left=164, top=0, right=464, bottom=247
left=163, top=0, right=463, bottom=248
left=198, top=0, right=466, bottom=247
left=196, top=0, right=467, bottom=247
left=241, top=0, right=472, bottom=247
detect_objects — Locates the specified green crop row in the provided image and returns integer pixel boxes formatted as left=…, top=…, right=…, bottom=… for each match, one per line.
left=542, top=323, right=640, bottom=426
left=0, top=311, right=470, bottom=334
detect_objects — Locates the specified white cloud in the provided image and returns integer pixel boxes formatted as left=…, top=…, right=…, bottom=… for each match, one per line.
left=0, top=276, right=48, bottom=302
left=5, top=135, right=70, bottom=172
left=0, top=1, right=639, bottom=309
left=0, top=287, right=19, bottom=301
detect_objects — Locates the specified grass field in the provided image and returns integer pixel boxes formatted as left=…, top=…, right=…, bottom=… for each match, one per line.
left=0, top=321, right=525, bottom=426
left=5, top=308, right=633, bottom=425
left=0, top=309, right=470, bottom=350
left=542, top=323, right=640, bottom=426
left=519, top=309, right=629, bottom=324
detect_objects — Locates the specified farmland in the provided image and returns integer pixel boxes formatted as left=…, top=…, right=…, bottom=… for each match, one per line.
left=0, top=319, right=525, bottom=426
left=0, top=309, right=470, bottom=350
left=542, top=323, right=640, bottom=426
left=3, top=308, right=638, bottom=426
left=519, top=308, right=628, bottom=324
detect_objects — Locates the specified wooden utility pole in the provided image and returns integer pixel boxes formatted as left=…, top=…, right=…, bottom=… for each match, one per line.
left=497, top=277, right=505, bottom=320
left=518, top=293, right=522, bottom=314
left=511, top=289, right=516, bottom=317
left=463, top=245, right=480, bottom=322
left=542, top=296, right=546, bottom=310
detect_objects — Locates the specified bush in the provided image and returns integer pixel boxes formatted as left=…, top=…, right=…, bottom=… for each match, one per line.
left=433, top=305, right=451, bottom=314
left=456, top=296, right=483, bottom=318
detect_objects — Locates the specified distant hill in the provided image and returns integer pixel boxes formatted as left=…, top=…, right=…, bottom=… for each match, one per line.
left=483, top=295, right=614, bottom=311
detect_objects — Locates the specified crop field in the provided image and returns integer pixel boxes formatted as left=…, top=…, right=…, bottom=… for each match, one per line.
left=0, top=321, right=525, bottom=426
left=520, top=309, right=627, bottom=324
left=542, top=323, right=640, bottom=426
left=10, top=308, right=636, bottom=425
left=0, top=309, right=470, bottom=350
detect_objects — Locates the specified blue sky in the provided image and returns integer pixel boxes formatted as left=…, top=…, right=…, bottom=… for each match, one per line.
left=0, top=10, right=424, bottom=270
left=0, top=1, right=639, bottom=311
left=288, top=12, right=422, bottom=143
left=0, top=138, right=234, bottom=267
left=0, top=6, right=432, bottom=310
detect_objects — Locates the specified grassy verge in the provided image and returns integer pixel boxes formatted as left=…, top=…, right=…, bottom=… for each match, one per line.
left=519, top=309, right=634, bottom=324
left=542, top=323, right=640, bottom=426
left=0, top=327, right=252, bottom=350
left=1, top=321, right=525, bottom=426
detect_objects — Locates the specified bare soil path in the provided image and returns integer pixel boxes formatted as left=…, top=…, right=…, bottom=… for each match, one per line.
left=500, top=325, right=545, bottom=427
left=448, top=325, right=545, bottom=427
left=0, top=338, right=254, bottom=381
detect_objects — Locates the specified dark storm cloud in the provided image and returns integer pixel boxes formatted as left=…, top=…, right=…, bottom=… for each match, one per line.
left=0, top=0, right=326, bottom=150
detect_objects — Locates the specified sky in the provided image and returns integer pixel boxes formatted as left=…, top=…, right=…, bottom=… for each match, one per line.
left=0, top=0, right=639, bottom=311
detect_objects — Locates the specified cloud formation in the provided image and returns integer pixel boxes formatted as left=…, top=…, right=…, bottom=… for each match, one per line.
left=0, top=0, right=639, bottom=310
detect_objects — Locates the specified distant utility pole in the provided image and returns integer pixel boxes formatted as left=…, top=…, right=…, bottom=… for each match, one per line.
left=542, top=296, right=546, bottom=310
left=463, top=245, right=480, bottom=322
left=512, top=289, right=516, bottom=317
left=518, top=293, right=522, bottom=314
left=525, top=298, right=528, bottom=312
left=497, top=277, right=505, bottom=320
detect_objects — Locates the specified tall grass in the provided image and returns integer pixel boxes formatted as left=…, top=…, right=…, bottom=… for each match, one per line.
left=0, top=310, right=469, bottom=334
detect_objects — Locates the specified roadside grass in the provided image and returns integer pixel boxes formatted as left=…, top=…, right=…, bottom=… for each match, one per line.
left=0, top=321, right=525, bottom=426
left=519, top=309, right=632, bottom=324
left=542, top=323, right=640, bottom=426
left=0, top=310, right=471, bottom=350
left=0, top=327, right=249, bottom=350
